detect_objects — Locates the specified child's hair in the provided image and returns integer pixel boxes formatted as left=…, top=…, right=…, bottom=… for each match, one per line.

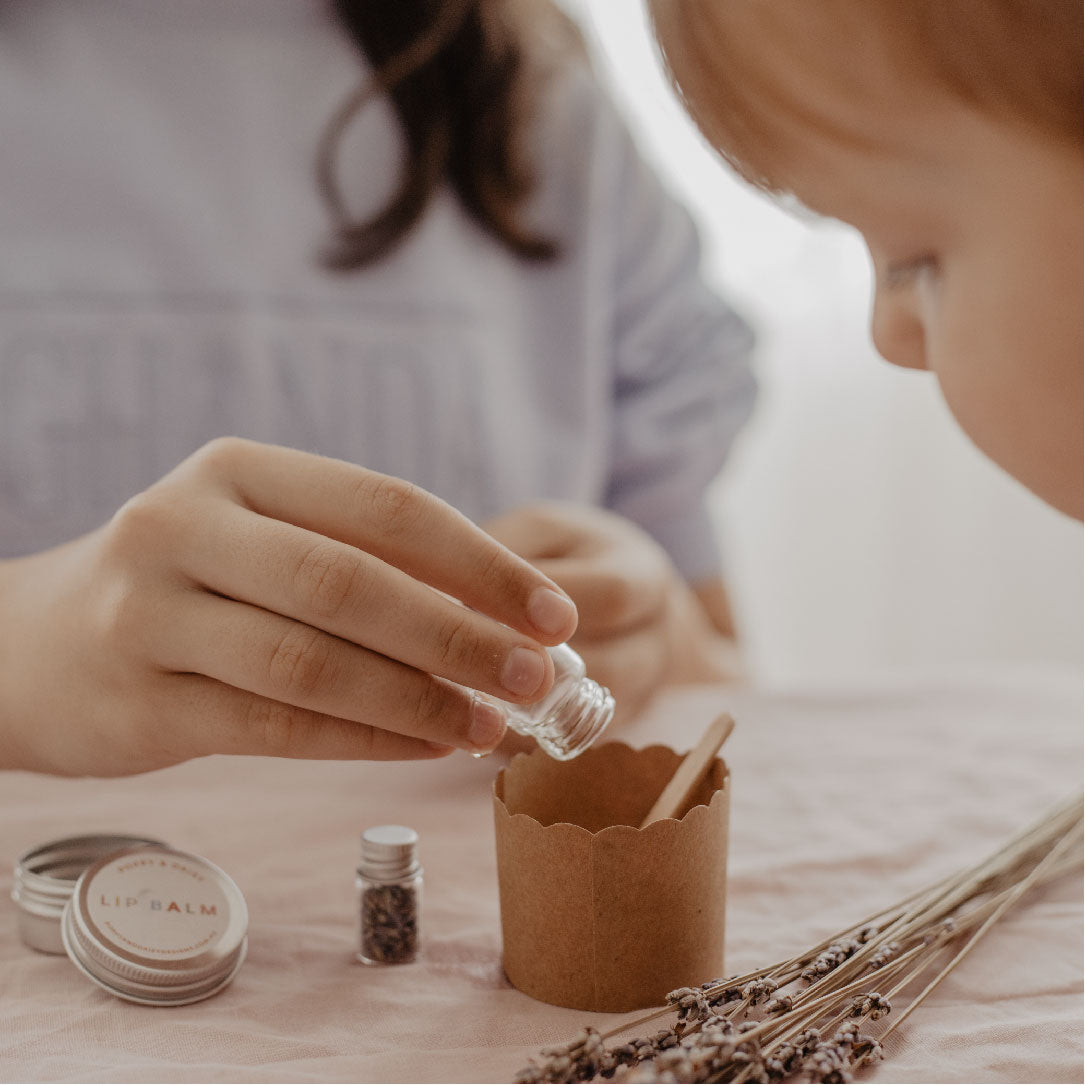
left=654, top=0, right=1082, bottom=191
left=319, top=0, right=582, bottom=270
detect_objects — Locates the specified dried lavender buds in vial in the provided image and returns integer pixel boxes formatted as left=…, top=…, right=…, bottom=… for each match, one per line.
left=496, top=642, right=615, bottom=760
left=357, top=825, right=421, bottom=966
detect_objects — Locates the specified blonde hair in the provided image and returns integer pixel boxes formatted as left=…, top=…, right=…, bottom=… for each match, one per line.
left=653, top=0, right=1082, bottom=190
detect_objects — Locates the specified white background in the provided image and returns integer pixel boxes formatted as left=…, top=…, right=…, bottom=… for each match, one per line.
left=568, top=2, right=1082, bottom=685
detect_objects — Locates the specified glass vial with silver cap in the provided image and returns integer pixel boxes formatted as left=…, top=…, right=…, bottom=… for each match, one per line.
left=491, top=642, right=615, bottom=760
left=357, top=825, right=422, bottom=965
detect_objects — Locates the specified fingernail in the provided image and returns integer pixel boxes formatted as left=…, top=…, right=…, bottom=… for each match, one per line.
left=469, top=693, right=507, bottom=753
left=501, top=645, right=547, bottom=698
left=527, top=586, right=577, bottom=637
left=424, top=741, right=456, bottom=756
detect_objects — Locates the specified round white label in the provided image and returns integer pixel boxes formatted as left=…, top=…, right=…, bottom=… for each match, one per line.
left=84, top=851, right=231, bottom=960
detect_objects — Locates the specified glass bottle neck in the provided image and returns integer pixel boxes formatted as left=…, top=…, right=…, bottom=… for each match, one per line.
left=512, top=676, right=615, bottom=761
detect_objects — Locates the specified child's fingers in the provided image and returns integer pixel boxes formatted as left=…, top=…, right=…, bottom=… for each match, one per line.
left=158, top=593, right=509, bottom=755
left=162, top=673, right=458, bottom=762
left=190, top=439, right=578, bottom=642
left=484, top=502, right=672, bottom=637
left=484, top=503, right=585, bottom=559
left=533, top=554, right=669, bottom=637
left=179, top=502, right=556, bottom=705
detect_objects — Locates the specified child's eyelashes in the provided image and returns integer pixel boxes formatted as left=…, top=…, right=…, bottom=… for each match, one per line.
left=881, top=253, right=938, bottom=289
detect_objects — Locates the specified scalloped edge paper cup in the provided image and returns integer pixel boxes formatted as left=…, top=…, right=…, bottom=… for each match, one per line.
left=493, top=739, right=730, bottom=1011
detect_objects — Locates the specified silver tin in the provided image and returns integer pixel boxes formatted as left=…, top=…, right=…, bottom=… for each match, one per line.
left=61, top=845, right=248, bottom=1006
left=13, top=834, right=167, bottom=954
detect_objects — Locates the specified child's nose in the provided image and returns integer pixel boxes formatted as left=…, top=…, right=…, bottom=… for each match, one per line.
left=870, top=290, right=929, bottom=371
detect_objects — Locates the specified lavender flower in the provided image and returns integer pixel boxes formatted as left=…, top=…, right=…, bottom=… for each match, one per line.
left=515, top=1027, right=604, bottom=1083
left=867, top=941, right=899, bottom=970
left=741, top=977, right=780, bottom=1004
left=849, top=992, right=891, bottom=1020
left=666, top=986, right=712, bottom=1024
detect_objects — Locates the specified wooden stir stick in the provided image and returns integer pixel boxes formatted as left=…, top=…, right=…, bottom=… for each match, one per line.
left=638, top=712, right=735, bottom=829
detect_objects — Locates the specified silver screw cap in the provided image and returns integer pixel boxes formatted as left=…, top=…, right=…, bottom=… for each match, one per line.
left=360, top=825, right=420, bottom=880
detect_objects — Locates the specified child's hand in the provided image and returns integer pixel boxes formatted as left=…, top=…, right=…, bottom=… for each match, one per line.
left=484, top=503, right=739, bottom=723
left=0, top=439, right=578, bottom=776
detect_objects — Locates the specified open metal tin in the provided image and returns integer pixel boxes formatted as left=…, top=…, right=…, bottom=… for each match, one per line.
left=13, top=834, right=167, bottom=955
left=13, top=836, right=247, bottom=1005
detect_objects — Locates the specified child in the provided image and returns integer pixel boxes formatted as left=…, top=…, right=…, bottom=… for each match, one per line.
left=649, top=0, right=1082, bottom=520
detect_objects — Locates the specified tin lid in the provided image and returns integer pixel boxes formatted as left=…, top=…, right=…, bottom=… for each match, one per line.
left=359, top=825, right=420, bottom=880
left=61, top=845, right=248, bottom=1006
left=12, top=834, right=169, bottom=955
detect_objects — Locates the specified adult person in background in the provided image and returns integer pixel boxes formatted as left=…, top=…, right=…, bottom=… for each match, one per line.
left=0, top=0, right=756, bottom=776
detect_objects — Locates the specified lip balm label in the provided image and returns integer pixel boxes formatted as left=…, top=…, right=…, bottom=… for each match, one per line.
left=83, top=852, right=230, bottom=959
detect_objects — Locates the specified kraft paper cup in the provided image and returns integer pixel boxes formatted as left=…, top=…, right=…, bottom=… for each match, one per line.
left=493, top=740, right=730, bottom=1012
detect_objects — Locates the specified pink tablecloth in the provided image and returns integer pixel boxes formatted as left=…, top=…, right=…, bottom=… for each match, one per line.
left=1, top=666, right=1081, bottom=1084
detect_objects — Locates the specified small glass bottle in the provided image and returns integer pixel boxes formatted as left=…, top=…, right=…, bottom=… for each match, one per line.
left=500, top=642, right=615, bottom=761
left=356, top=825, right=421, bottom=966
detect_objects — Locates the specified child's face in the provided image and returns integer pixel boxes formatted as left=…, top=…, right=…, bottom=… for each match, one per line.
left=651, top=0, right=1083, bottom=519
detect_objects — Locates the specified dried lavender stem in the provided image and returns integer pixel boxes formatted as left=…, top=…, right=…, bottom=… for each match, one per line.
left=788, top=945, right=922, bottom=1018
left=748, top=809, right=1085, bottom=1082
left=798, top=803, right=1080, bottom=999
left=605, top=808, right=1080, bottom=1050
left=879, top=825, right=1081, bottom=1042
left=601, top=1008, right=672, bottom=1043
left=709, top=945, right=920, bottom=1068
left=768, top=820, right=1082, bottom=1047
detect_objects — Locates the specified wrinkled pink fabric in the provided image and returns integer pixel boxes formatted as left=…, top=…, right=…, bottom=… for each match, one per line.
left=1, top=667, right=1081, bottom=1083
